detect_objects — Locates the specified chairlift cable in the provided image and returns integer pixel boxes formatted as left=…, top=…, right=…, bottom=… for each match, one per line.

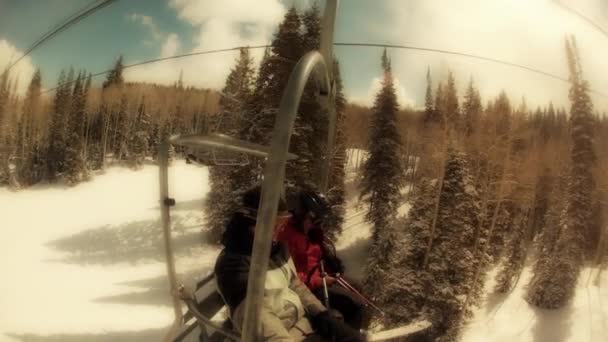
left=342, top=218, right=367, bottom=232
left=1, top=0, right=117, bottom=78
left=40, top=45, right=272, bottom=95
left=41, top=42, right=608, bottom=99
left=553, top=0, right=608, bottom=39
left=334, top=42, right=608, bottom=99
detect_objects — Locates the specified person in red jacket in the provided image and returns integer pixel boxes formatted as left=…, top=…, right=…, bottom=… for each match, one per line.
left=278, top=188, right=366, bottom=330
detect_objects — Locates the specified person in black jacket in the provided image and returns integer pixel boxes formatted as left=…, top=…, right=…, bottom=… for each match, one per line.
left=214, top=185, right=365, bottom=342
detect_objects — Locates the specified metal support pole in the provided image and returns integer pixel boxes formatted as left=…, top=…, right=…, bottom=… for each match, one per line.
left=240, top=52, right=330, bottom=341
left=159, top=140, right=183, bottom=341
left=319, top=0, right=339, bottom=193
left=320, top=0, right=338, bottom=81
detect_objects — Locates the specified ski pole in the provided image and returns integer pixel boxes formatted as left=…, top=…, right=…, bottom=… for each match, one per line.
left=337, top=277, right=380, bottom=312
left=336, top=276, right=386, bottom=317
left=320, top=262, right=338, bottom=342
left=320, top=260, right=331, bottom=309
left=336, top=277, right=385, bottom=317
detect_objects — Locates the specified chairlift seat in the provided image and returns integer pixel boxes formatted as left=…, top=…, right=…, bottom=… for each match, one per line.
left=0, top=146, right=14, bottom=154
left=173, top=272, right=432, bottom=342
left=173, top=273, right=235, bottom=342
left=177, top=133, right=298, bottom=167
left=171, top=133, right=298, bottom=161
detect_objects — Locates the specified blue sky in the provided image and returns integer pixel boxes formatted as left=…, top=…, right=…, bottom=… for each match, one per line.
left=1, top=0, right=607, bottom=111
left=0, top=0, right=195, bottom=87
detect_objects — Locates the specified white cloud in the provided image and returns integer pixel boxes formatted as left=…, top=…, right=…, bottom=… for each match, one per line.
left=348, top=76, right=415, bottom=109
left=0, top=39, right=36, bottom=95
left=125, top=0, right=285, bottom=89
left=377, top=0, right=608, bottom=111
left=123, top=0, right=608, bottom=113
left=169, top=0, right=284, bottom=26
left=130, top=13, right=163, bottom=41
left=160, top=33, right=180, bottom=58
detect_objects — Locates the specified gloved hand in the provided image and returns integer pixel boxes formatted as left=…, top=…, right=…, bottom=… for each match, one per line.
left=311, top=310, right=366, bottom=342
left=329, top=309, right=344, bottom=321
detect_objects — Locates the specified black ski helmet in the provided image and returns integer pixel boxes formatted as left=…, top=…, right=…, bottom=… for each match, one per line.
left=296, top=190, right=329, bottom=222
left=240, top=185, right=288, bottom=221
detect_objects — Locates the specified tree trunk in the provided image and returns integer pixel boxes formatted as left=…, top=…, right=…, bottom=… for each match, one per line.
left=101, top=111, right=110, bottom=169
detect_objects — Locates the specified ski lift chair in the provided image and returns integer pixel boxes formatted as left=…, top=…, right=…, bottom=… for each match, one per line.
left=160, top=61, right=431, bottom=341
left=184, top=133, right=256, bottom=167
left=171, top=273, right=236, bottom=342
left=157, top=0, right=434, bottom=336
left=160, top=1, right=342, bottom=341
left=159, top=51, right=333, bottom=341
left=0, top=145, right=14, bottom=158
left=160, top=131, right=300, bottom=342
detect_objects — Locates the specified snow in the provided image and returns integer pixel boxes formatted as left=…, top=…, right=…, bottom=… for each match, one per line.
left=368, top=320, right=432, bottom=341
left=335, top=151, right=375, bottom=283
left=4, top=155, right=604, bottom=342
left=334, top=199, right=373, bottom=283
left=461, top=266, right=608, bottom=342
left=0, top=160, right=213, bottom=340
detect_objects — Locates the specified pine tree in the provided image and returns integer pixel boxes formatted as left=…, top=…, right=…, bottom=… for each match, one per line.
left=171, top=77, right=187, bottom=138
left=546, top=102, right=557, bottom=140
left=527, top=167, right=568, bottom=304
left=286, top=3, right=325, bottom=187
left=462, top=78, right=482, bottom=137
left=82, top=73, right=92, bottom=166
left=494, top=203, right=529, bottom=293
left=494, top=91, right=512, bottom=139
left=103, top=56, right=124, bottom=89
left=128, top=96, right=151, bottom=168
left=87, top=109, right=105, bottom=170
left=423, top=67, right=440, bottom=126
left=47, top=69, right=73, bottom=180
left=100, top=56, right=125, bottom=168
left=444, top=71, right=460, bottom=133
left=360, top=49, right=404, bottom=296
left=485, top=201, right=514, bottom=260
left=418, top=70, right=446, bottom=182
left=149, top=112, right=163, bottom=161
left=422, top=149, right=482, bottom=340
left=206, top=48, right=255, bottom=243
left=381, top=179, right=437, bottom=326
left=530, top=167, right=554, bottom=238
left=238, top=7, right=306, bottom=188
left=0, top=69, right=13, bottom=185
left=113, top=94, right=130, bottom=161
left=324, top=59, right=348, bottom=240
left=526, top=36, right=596, bottom=309
left=301, top=3, right=321, bottom=53
left=16, top=69, right=42, bottom=185
left=65, top=71, right=88, bottom=184
left=434, top=82, right=446, bottom=127
left=0, top=67, right=9, bottom=133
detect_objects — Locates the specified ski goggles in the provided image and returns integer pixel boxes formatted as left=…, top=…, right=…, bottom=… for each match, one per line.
left=239, top=207, right=292, bottom=225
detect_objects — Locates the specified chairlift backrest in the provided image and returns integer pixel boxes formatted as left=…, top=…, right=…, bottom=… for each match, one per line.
left=173, top=273, right=232, bottom=342
left=0, top=146, right=14, bottom=154
left=212, top=149, right=249, bottom=166
left=172, top=133, right=298, bottom=162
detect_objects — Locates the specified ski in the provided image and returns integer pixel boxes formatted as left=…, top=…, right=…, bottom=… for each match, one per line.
left=367, top=320, right=432, bottom=341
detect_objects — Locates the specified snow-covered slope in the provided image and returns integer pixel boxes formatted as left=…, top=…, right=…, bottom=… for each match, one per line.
left=2, top=157, right=604, bottom=342
left=0, top=161, right=213, bottom=340
left=462, top=266, right=607, bottom=342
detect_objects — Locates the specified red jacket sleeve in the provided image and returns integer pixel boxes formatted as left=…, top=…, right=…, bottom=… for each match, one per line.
left=308, top=269, right=323, bottom=290
left=297, top=271, right=308, bottom=284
